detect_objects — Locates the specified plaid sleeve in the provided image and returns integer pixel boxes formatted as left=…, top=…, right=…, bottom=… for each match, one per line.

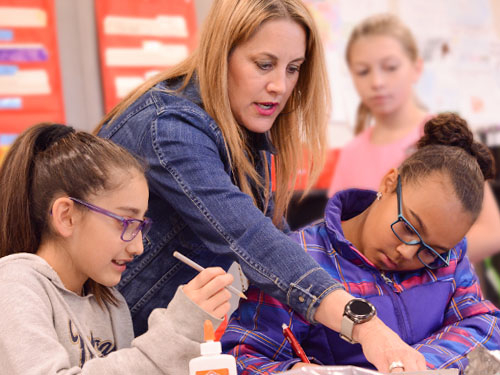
left=221, top=287, right=313, bottom=375
left=413, top=254, right=500, bottom=373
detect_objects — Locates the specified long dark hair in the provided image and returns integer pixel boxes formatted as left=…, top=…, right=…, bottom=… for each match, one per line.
left=0, top=123, right=145, bottom=305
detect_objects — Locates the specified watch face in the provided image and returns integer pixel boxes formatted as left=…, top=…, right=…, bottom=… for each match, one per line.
left=349, top=299, right=374, bottom=317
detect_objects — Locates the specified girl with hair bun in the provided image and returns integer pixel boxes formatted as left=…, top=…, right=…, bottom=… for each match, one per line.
left=223, top=113, right=500, bottom=374
left=0, top=123, right=234, bottom=374
left=328, top=13, right=500, bottom=264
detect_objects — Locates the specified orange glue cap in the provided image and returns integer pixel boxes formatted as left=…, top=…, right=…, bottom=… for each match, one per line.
left=201, top=320, right=221, bottom=356
left=204, top=320, right=215, bottom=342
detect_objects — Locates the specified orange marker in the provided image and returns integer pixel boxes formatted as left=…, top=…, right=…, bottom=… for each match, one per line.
left=282, top=323, right=310, bottom=363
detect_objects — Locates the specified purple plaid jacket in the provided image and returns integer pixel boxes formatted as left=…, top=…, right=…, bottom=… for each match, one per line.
left=221, top=189, right=500, bottom=374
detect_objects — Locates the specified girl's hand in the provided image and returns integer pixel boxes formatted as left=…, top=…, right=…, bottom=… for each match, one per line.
left=183, top=267, right=234, bottom=318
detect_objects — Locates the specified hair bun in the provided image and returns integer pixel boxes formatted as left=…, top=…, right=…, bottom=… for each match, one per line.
left=417, top=112, right=495, bottom=180
left=417, top=113, right=473, bottom=150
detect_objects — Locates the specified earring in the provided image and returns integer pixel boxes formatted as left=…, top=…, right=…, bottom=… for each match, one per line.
left=376, top=192, right=382, bottom=200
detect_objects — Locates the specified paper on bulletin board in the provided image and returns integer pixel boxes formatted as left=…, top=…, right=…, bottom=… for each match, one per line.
left=400, top=0, right=500, bottom=130
left=0, top=0, right=65, bottom=145
left=95, top=0, right=198, bottom=113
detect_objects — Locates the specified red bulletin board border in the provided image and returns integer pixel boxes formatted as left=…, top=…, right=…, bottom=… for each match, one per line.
left=95, top=0, right=198, bottom=113
left=0, top=0, right=65, bottom=134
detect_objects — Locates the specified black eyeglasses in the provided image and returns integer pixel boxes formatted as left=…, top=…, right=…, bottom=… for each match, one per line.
left=390, top=175, right=450, bottom=269
left=69, top=197, right=152, bottom=242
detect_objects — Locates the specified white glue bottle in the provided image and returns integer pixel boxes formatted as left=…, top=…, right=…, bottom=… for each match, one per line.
left=189, top=320, right=237, bottom=375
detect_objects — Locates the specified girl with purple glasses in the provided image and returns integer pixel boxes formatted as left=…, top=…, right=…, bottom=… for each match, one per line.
left=0, top=123, right=234, bottom=374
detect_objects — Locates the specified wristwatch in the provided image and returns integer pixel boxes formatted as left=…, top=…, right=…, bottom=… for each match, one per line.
left=339, top=298, right=376, bottom=344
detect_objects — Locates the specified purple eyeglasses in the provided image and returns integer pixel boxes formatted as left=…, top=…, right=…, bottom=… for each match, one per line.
left=69, top=197, right=152, bottom=242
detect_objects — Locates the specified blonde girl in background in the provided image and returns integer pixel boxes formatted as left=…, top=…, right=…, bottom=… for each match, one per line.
left=95, top=1, right=426, bottom=372
left=0, top=123, right=234, bottom=374
left=328, top=13, right=500, bottom=264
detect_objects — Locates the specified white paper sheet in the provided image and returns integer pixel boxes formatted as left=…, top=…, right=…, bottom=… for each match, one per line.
left=105, top=41, right=188, bottom=67
left=104, top=15, right=188, bottom=38
left=0, top=6, right=46, bottom=28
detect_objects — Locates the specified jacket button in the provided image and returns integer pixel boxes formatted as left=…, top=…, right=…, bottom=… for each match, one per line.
left=298, top=296, right=305, bottom=303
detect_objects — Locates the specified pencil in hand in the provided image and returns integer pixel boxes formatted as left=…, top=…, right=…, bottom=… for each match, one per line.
left=173, top=251, right=247, bottom=300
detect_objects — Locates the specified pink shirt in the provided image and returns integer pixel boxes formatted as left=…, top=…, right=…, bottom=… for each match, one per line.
left=328, top=120, right=427, bottom=196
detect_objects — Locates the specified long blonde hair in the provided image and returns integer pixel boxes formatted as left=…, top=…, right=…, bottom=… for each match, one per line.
left=346, top=13, right=419, bottom=135
left=95, top=0, right=330, bottom=226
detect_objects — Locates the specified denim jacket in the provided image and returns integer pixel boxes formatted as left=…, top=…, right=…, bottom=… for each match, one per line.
left=97, top=77, right=342, bottom=335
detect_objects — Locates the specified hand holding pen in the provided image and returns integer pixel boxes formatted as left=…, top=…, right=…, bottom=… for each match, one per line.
left=182, top=265, right=234, bottom=319
left=173, top=251, right=247, bottom=300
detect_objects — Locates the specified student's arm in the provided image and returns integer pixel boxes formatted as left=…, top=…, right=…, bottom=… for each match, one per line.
left=411, top=251, right=500, bottom=370
left=0, top=281, right=221, bottom=374
left=221, top=287, right=316, bottom=374
left=124, top=286, right=225, bottom=374
left=464, top=182, right=500, bottom=263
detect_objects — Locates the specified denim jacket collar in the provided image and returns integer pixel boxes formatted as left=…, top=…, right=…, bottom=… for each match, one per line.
left=160, top=75, right=204, bottom=108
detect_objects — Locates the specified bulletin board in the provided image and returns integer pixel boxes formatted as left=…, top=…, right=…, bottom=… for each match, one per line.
left=0, top=0, right=65, bottom=157
left=95, top=0, right=198, bottom=113
left=304, top=0, right=500, bottom=147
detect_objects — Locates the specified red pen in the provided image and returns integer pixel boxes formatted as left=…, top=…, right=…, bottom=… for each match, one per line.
left=282, top=323, right=310, bottom=363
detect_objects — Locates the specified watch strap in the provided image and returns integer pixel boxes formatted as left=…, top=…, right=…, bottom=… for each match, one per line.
left=339, top=298, right=376, bottom=344
left=339, top=314, right=357, bottom=344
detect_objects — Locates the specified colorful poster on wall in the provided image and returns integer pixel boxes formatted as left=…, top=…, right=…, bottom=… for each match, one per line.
left=95, top=0, right=198, bottom=113
left=0, top=0, right=65, bottom=156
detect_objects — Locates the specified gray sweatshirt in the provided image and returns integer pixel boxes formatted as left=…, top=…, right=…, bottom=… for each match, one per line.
left=0, top=253, right=223, bottom=374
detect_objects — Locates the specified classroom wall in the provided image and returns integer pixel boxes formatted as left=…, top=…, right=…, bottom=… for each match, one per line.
left=55, top=0, right=209, bottom=133
left=304, top=0, right=500, bottom=147
left=53, top=0, right=500, bottom=150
